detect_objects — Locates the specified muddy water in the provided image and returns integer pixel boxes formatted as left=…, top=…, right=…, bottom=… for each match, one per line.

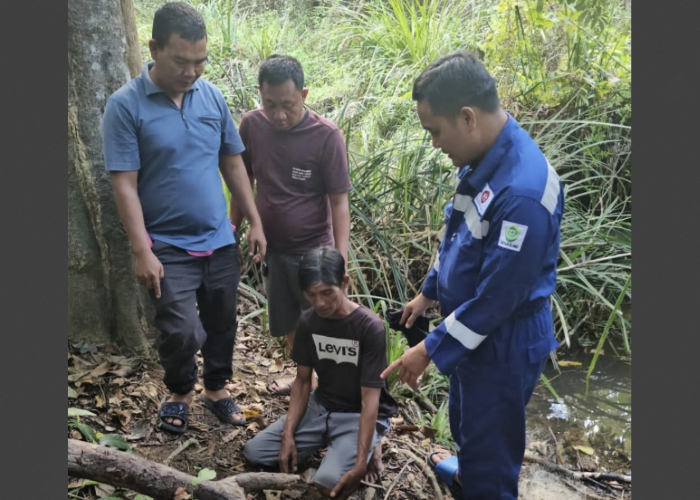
left=526, top=348, right=631, bottom=473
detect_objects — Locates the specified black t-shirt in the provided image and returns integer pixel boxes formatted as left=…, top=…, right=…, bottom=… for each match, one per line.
left=292, top=305, right=399, bottom=420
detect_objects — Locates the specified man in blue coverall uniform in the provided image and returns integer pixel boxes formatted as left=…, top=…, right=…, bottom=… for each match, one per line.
left=382, top=51, right=563, bottom=499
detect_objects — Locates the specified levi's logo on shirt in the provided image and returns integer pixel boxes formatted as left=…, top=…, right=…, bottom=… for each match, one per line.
left=312, top=334, right=359, bottom=366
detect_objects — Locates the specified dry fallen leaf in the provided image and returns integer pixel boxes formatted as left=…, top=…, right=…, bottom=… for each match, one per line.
left=222, top=429, right=241, bottom=443
left=269, top=358, right=284, bottom=374
left=421, top=438, right=431, bottom=447
left=95, top=483, right=116, bottom=498
left=173, top=487, right=192, bottom=500
left=127, top=419, right=152, bottom=441
left=108, top=365, right=135, bottom=378
left=420, top=425, right=438, bottom=439
left=243, top=408, right=261, bottom=420
left=113, top=409, right=132, bottom=427
left=557, top=361, right=583, bottom=367
left=263, top=490, right=281, bottom=500
left=95, top=395, right=106, bottom=408
left=89, top=362, right=111, bottom=378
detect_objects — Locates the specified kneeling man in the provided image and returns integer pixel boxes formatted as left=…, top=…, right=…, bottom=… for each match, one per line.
left=244, top=247, right=398, bottom=499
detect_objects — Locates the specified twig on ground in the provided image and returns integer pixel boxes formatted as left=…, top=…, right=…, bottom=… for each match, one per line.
left=390, top=448, right=444, bottom=500
left=383, top=460, right=412, bottom=500
left=234, top=364, right=256, bottom=375
left=524, top=452, right=631, bottom=483
left=548, top=426, right=562, bottom=465
left=361, top=481, right=385, bottom=490
left=163, top=437, right=198, bottom=466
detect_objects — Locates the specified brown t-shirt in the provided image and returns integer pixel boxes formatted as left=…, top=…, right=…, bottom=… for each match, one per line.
left=239, top=108, right=352, bottom=255
left=292, top=305, right=399, bottom=420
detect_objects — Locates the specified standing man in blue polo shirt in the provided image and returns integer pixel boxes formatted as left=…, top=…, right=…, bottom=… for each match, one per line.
left=382, top=51, right=564, bottom=499
left=101, top=2, right=266, bottom=433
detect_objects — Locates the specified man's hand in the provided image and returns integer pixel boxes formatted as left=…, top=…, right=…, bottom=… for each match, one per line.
left=400, top=293, right=435, bottom=329
left=279, top=434, right=298, bottom=473
left=380, top=341, right=431, bottom=389
left=134, top=249, right=164, bottom=299
left=247, top=223, right=267, bottom=263
left=330, top=465, right=366, bottom=499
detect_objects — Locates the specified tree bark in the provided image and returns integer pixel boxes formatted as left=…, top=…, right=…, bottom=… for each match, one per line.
left=119, top=0, right=143, bottom=78
left=68, top=439, right=301, bottom=500
left=68, top=0, right=154, bottom=351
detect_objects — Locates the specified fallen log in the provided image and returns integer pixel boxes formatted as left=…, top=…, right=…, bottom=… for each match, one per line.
left=524, top=451, right=632, bottom=483
left=68, top=439, right=301, bottom=500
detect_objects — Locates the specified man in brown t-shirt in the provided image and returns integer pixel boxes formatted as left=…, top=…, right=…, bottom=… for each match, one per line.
left=230, top=55, right=351, bottom=394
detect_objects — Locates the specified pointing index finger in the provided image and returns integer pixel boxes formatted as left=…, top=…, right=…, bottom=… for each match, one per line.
left=380, top=357, right=402, bottom=379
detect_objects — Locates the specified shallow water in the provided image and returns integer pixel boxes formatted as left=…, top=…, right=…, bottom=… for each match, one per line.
left=526, top=347, right=631, bottom=473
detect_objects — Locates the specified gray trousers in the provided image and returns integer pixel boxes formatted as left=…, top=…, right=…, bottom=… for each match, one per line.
left=243, top=393, right=391, bottom=490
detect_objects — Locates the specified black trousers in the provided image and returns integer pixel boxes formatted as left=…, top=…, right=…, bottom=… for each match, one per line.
left=149, top=240, right=241, bottom=395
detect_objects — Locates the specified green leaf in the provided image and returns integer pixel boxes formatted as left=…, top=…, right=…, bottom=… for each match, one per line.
left=99, top=434, right=132, bottom=451
left=192, top=468, right=217, bottom=485
left=72, top=422, right=97, bottom=443
left=134, top=495, right=154, bottom=500
left=68, top=386, right=78, bottom=399
left=68, top=408, right=95, bottom=417
left=574, top=445, right=595, bottom=456
left=536, top=0, right=544, bottom=13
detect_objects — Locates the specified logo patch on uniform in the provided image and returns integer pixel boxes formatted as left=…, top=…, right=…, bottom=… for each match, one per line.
left=312, top=334, right=359, bottom=366
left=498, top=221, right=528, bottom=252
left=474, top=183, right=494, bottom=216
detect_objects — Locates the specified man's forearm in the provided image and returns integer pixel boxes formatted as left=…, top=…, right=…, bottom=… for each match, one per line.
left=330, top=194, right=350, bottom=263
left=220, top=155, right=261, bottom=227
left=282, top=377, right=312, bottom=438
left=229, top=174, right=255, bottom=228
left=355, top=389, right=380, bottom=468
left=111, top=176, right=151, bottom=256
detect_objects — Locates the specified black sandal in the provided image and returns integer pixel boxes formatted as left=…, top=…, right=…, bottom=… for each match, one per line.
left=158, top=395, right=188, bottom=434
left=198, top=395, right=247, bottom=426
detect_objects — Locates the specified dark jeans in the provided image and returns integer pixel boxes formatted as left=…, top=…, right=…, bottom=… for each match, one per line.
left=150, top=240, right=241, bottom=395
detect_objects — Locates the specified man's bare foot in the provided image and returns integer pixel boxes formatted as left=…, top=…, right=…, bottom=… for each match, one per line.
left=430, top=452, right=461, bottom=487
left=364, top=442, right=383, bottom=484
left=268, top=373, right=319, bottom=395
left=202, top=388, right=245, bottom=422
left=268, top=376, right=295, bottom=395
left=162, top=392, right=192, bottom=427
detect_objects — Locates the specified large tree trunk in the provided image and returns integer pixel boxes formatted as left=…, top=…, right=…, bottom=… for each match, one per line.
left=119, top=0, right=143, bottom=79
left=68, top=0, right=153, bottom=351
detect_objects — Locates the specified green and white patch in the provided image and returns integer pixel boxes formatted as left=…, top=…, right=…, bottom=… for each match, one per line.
left=498, top=221, right=528, bottom=251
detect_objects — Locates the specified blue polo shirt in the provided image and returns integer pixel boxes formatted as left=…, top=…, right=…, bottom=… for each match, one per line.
left=101, top=62, right=245, bottom=252
left=422, top=114, right=564, bottom=375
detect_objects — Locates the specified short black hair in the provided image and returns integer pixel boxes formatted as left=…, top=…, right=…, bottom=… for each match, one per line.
left=152, top=2, right=207, bottom=49
left=298, top=246, right=346, bottom=291
left=412, top=50, right=500, bottom=117
left=258, top=54, right=305, bottom=90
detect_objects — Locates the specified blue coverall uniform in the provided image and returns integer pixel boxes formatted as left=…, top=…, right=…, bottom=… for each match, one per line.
left=422, top=115, right=564, bottom=499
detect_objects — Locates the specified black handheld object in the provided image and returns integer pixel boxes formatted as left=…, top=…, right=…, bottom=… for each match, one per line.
left=385, top=308, right=432, bottom=348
